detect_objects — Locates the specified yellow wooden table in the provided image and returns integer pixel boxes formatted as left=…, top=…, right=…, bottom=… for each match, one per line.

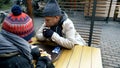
left=54, top=45, right=103, bottom=68
left=30, top=37, right=103, bottom=68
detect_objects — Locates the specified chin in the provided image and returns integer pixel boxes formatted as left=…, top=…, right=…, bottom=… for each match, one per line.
left=46, top=25, right=52, bottom=27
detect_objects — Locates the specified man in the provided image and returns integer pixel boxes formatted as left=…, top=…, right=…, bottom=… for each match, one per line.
left=36, top=0, right=86, bottom=49
left=0, top=5, right=54, bottom=68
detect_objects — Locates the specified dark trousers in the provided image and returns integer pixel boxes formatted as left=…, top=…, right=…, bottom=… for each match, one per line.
left=0, top=55, right=33, bottom=68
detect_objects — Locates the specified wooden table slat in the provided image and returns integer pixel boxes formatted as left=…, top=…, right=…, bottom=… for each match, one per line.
left=54, top=48, right=74, bottom=68
left=79, top=46, right=92, bottom=68
left=67, top=45, right=83, bottom=68
left=91, top=47, right=103, bottom=68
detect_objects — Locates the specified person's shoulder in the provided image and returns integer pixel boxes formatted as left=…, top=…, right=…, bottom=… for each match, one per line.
left=63, top=18, right=73, bottom=25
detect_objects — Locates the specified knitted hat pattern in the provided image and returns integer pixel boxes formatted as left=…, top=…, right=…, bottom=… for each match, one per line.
left=43, top=0, right=62, bottom=16
left=2, top=12, right=34, bottom=41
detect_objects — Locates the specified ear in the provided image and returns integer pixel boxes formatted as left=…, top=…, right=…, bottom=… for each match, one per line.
left=55, top=16, right=60, bottom=20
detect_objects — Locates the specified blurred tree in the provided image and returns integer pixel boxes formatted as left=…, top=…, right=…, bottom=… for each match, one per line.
left=3, top=0, right=10, bottom=4
left=0, top=0, right=12, bottom=10
left=0, top=0, right=4, bottom=8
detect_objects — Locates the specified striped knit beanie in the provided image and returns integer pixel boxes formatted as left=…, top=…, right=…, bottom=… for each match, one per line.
left=2, top=5, right=34, bottom=41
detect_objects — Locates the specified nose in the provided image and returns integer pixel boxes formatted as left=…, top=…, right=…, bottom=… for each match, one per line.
left=45, top=22, right=49, bottom=27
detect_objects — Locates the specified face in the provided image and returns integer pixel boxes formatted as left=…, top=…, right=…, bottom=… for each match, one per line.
left=44, top=16, right=60, bottom=27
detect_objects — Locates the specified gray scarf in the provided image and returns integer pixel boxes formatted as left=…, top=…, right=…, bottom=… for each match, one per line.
left=0, top=29, right=32, bottom=62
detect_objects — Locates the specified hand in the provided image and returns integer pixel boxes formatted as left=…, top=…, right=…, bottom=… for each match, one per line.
left=31, top=47, right=40, bottom=60
left=43, top=28, right=54, bottom=38
left=40, top=51, right=51, bottom=60
left=36, top=56, right=55, bottom=68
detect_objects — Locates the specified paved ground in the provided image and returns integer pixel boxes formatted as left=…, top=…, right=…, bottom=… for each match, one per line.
left=93, top=21, right=120, bottom=68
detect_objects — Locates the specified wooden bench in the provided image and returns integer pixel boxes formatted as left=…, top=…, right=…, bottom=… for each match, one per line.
left=54, top=45, right=103, bottom=68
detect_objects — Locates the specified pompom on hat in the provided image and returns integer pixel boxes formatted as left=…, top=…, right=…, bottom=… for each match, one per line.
left=2, top=5, right=34, bottom=41
left=11, top=5, right=22, bottom=16
left=43, top=0, right=62, bottom=16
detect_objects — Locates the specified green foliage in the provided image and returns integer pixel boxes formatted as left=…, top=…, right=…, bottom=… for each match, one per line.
left=0, top=0, right=12, bottom=10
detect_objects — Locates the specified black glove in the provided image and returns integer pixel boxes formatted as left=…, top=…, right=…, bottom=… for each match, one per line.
left=36, top=56, right=55, bottom=68
left=31, top=47, right=40, bottom=60
left=43, top=28, right=54, bottom=38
